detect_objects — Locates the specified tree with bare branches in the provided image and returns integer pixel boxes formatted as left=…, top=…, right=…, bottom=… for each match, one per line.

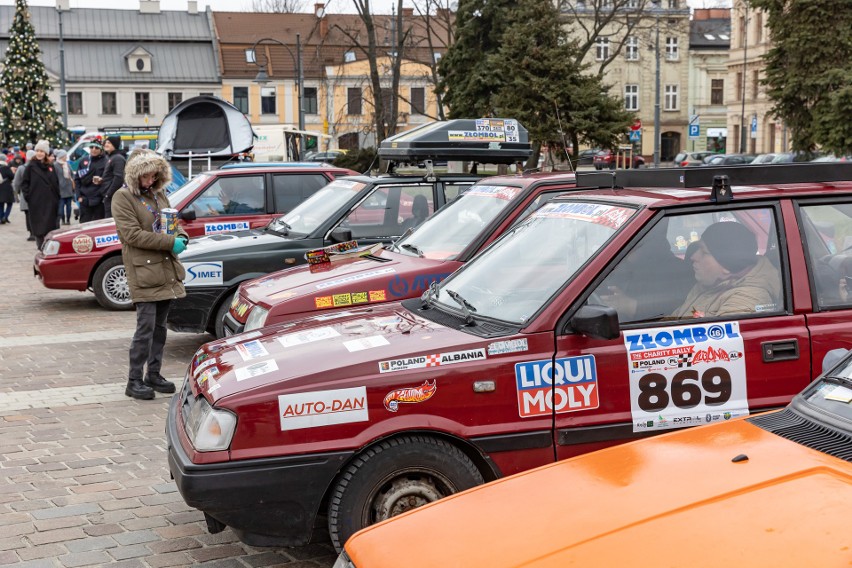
left=249, top=0, right=305, bottom=13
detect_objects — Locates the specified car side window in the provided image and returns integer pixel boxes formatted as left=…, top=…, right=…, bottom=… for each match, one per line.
left=341, top=185, right=433, bottom=238
left=272, top=174, right=329, bottom=214
left=509, top=190, right=566, bottom=228
left=189, top=175, right=264, bottom=218
left=799, top=202, right=852, bottom=309
left=444, top=183, right=471, bottom=202
left=587, top=208, right=783, bottom=324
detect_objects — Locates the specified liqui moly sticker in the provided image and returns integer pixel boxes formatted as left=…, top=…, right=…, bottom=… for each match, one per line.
left=95, top=233, right=120, bottom=248
left=278, top=386, right=369, bottom=431
left=235, top=339, right=269, bottom=361
left=277, top=326, right=341, bottom=348
left=183, top=262, right=224, bottom=286
left=383, top=380, right=437, bottom=412
left=344, top=335, right=390, bottom=352
left=204, top=221, right=250, bottom=235
left=193, top=357, right=217, bottom=378
left=379, top=348, right=486, bottom=374
left=235, top=359, right=279, bottom=381
left=624, top=322, right=749, bottom=432
left=515, top=356, right=599, bottom=418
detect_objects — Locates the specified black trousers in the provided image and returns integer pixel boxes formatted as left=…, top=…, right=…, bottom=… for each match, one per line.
left=128, top=300, right=171, bottom=381
left=79, top=203, right=105, bottom=223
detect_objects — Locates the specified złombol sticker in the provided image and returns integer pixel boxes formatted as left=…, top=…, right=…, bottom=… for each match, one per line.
left=72, top=234, right=94, bottom=254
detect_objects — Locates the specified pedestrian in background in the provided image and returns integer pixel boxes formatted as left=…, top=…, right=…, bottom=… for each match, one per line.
left=112, top=150, right=187, bottom=400
left=13, top=149, right=36, bottom=241
left=54, top=149, right=75, bottom=226
left=21, top=140, right=60, bottom=250
left=74, top=140, right=107, bottom=223
left=100, top=135, right=126, bottom=218
left=0, top=156, right=15, bottom=224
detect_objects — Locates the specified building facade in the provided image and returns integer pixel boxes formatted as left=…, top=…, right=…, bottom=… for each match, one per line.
left=687, top=9, right=730, bottom=154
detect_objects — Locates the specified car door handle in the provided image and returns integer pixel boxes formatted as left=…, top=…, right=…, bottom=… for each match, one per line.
left=762, top=339, right=799, bottom=362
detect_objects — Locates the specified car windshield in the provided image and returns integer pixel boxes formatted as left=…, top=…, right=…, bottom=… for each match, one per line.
left=430, top=201, right=637, bottom=324
left=804, top=357, right=852, bottom=423
left=395, top=185, right=524, bottom=260
left=169, top=174, right=212, bottom=208
left=267, top=179, right=366, bottom=236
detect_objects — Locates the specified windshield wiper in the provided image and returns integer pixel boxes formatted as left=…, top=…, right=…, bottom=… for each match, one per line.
left=391, top=227, right=413, bottom=252
left=445, top=289, right=477, bottom=326
left=401, top=243, right=424, bottom=257
left=266, top=219, right=291, bottom=236
left=420, top=280, right=439, bottom=308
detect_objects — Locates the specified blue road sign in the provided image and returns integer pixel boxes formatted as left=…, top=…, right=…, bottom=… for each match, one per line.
left=688, top=124, right=700, bottom=139
left=628, top=130, right=641, bottom=142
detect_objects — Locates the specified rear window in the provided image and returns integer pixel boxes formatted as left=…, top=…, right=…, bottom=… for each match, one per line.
left=674, top=153, right=688, bottom=163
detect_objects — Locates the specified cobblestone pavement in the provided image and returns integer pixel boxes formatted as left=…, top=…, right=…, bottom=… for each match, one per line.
left=0, top=211, right=337, bottom=567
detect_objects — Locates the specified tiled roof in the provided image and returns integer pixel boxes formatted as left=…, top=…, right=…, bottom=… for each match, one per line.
left=690, top=18, right=732, bottom=49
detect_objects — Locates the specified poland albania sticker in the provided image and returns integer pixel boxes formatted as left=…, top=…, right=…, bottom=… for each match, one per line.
left=278, top=386, right=368, bottom=431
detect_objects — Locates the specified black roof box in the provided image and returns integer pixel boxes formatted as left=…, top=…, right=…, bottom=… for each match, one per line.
left=379, top=118, right=532, bottom=164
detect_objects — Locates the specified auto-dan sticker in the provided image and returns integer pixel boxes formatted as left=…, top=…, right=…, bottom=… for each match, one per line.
left=379, top=348, right=486, bottom=373
left=278, top=386, right=368, bottom=431
left=235, top=339, right=269, bottom=361
left=235, top=359, right=278, bottom=381
left=516, top=355, right=599, bottom=418
left=72, top=234, right=94, bottom=254
left=277, top=326, right=340, bottom=348
left=383, top=380, right=436, bottom=412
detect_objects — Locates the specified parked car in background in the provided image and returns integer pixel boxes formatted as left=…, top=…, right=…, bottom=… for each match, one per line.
left=750, top=153, right=780, bottom=165
left=593, top=149, right=645, bottom=169
left=701, top=153, right=756, bottom=166
left=305, top=150, right=347, bottom=163
left=338, top=349, right=852, bottom=567
left=673, top=151, right=713, bottom=167
left=576, top=148, right=600, bottom=166
left=812, top=154, right=851, bottom=163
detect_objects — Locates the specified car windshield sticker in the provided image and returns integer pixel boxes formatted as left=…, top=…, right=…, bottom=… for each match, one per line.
left=277, top=326, right=341, bottom=348
left=315, top=289, right=387, bottom=309
left=95, top=233, right=120, bottom=248
left=488, top=339, right=528, bottom=356
left=198, top=366, right=219, bottom=385
left=235, top=359, right=279, bottom=381
left=222, top=330, right=262, bottom=345
left=383, top=380, right=437, bottom=412
left=278, top=386, right=369, bottom=431
left=532, top=202, right=633, bottom=229
left=72, top=234, right=94, bottom=254
left=204, top=221, right=250, bottom=235
left=315, top=268, right=397, bottom=291
left=624, top=322, right=749, bottom=432
left=183, top=262, right=224, bottom=287
left=235, top=339, right=269, bottom=361
left=449, top=119, right=519, bottom=143
left=464, top=185, right=522, bottom=201
left=193, top=357, right=217, bottom=378
left=515, top=356, right=599, bottom=418
left=820, top=383, right=852, bottom=403
left=379, top=348, right=486, bottom=374
left=344, top=335, right=390, bottom=353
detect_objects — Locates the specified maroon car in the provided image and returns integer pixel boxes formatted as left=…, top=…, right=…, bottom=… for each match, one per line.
left=593, top=149, right=645, bottom=169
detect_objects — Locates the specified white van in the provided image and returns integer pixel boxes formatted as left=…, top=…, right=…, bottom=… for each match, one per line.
left=251, top=124, right=331, bottom=162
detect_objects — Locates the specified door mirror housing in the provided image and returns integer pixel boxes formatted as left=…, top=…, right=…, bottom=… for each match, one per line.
left=179, top=208, right=196, bottom=222
left=330, top=227, right=353, bottom=243
left=570, top=305, right=620, bottom=340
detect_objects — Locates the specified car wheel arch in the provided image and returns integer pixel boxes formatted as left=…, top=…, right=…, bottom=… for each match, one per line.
left=87, top=250, right=123, bottom=290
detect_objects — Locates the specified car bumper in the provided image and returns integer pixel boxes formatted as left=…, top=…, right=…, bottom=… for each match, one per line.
left=166, top=388, right=353, bottom=547
left=33, top=252, right=96, bottom=291
left=166, top=286, right=228, bottom=333
left=222, top=311, right=245, bottom=336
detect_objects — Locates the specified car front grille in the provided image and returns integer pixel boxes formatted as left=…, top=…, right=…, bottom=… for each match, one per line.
left=747, top=408, right=852, bottom=462
left=179, top=378, right=197, bottom=431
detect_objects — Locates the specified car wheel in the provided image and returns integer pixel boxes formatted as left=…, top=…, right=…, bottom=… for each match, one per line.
left=212, top=291, right=235, bottom=339
left=92, top=256, right=133, bottom=310
left=327, top=435, right=483, bottom=552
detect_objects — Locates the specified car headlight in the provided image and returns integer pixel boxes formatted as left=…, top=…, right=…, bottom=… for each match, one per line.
left=332, top=550, right=356, bottom=568
left=42, top=240, right=60, bottom=256
left=184, top=396, right=237, bottom=452
left=244, top=306, right=269, bottom=331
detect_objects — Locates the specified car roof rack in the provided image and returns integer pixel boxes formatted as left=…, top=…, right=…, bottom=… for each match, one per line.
left=578, top=163, right=852, bottom=189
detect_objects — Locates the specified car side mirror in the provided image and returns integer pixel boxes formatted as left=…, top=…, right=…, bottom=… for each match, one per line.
left=570, top=305, right=620, bottom=340
left=179, top=208, right=196, bottom=222
left=330, top=227, right=353, bottom=243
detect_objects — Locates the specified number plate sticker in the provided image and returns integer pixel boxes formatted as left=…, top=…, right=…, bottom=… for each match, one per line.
left=623, top=322, right=749, bottom=432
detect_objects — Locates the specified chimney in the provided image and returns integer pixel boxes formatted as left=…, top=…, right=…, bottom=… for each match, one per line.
left=316, top=3, right=328, bottom=39
left=188, top=0, right=198, bottom=14
left=139, top=0, right=161, bottom=14
left=402, top=7, right=414, bottom=18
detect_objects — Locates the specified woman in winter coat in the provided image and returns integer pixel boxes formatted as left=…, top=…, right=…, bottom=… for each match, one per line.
left=112, top=150, right=188, bottom=400
left=21, top=140, right=59, bottom=249
left=13, top=150, right=34, bottom=240
left=0, top=158, right=14, bottom=224
left=54, top=149, right=75, bottom=225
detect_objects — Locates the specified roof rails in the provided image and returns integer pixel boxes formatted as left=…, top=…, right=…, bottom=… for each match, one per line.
left=578, top=163, right=852, bottom=189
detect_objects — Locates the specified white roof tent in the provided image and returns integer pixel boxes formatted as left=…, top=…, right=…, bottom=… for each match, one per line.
left=156, top=95, right=255, bottom=159
left=379, top=118, right=532, bottom=166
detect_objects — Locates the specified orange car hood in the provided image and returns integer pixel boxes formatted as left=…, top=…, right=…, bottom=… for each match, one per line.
left=346, top=418, right=852, bottom=567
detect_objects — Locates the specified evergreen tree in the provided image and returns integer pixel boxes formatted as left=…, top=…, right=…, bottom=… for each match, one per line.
left=0, top=0, right=65, bottom=147
left=749, top=0, right=852, bottom=155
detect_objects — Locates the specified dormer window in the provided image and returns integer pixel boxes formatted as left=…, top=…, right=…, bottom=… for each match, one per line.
left=125, top=46, right=153, bottom=73
left=344, top=50, right=356, bottom=63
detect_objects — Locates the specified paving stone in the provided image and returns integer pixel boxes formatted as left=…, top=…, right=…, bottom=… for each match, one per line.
left=64, top=535, right=119, bottom=553
left=16, top=542, right=68, bottom=561
left=147, top=536, right=202, bottom=554
left=31, top=503, right=100, bottom=520
left=106, top=543, right=151, bottom=561
left=119, top=516, right=169, bottom=531
left=33, top=516, right=87, bottom=531
left=59, top=550, right=114, bottom=567
left=154, top=523, right=204, bottom=539
left=26, top=527, right=86, bottom=545
left=146, top=551, right=193, bottom=568
left=83, top=523, right=124, bottom=537
left=243, top=551, right=297, bottom=567
left=190, top=544, right=248, bottom=563
left=9, top=559, right=58, bottom=568
left=112, top=529, right=159, bottom=546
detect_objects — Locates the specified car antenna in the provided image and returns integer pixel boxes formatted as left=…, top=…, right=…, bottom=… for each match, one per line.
left=555, top=102, right=575, bottom=173
left=362, top=152, right=380, bottom=175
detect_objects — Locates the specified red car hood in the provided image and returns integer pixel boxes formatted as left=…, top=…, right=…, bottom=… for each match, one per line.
left=48, top=218, right=118, bottom=240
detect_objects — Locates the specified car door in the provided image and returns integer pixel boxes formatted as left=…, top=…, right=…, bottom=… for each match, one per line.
left=181, top=174, right=272, bottom=236
left=551, top=203, right=811, bottom=461
left=271, top=173, right=333, bottom=215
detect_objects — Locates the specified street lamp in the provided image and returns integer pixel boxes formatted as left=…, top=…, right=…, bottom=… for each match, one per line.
left=652, top=0, right=661, bottom=168
left=251, top=35, right=305, bottom=159
left=739, top=2, right=749, bottom=153
left=56, top=0, right=68, bottom=129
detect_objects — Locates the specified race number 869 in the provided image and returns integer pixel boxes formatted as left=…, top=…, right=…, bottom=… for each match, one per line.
left=637, top=368, right=732, bottom=412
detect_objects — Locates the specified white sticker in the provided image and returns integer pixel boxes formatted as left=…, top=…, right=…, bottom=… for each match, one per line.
left=205, top=221, right=250, bottom=235
left=488, top=338, right=528, bottom=356
left=235, top=339, right=269, bottom=361
left=278, top=386, right=369, bottom=431
left=184, top=261, right=224, bottom=287
left=95, top=233, right=120, bottom=248
left=379, top=348, right=486, bottom=374
left=277, top=326, right=341, bottom=348
left=222, top=330, right=262, bottom=345
left=624, top=322, right=749, bottom=432
left=314, top=311, right=356, bottom=321
left=344, top=335, right=390, bottom=352
left=315, top=268, right=396, bottom=291
left=235, top=359, right=279, bottom=381
left=193, top=357, right=217, bottom=377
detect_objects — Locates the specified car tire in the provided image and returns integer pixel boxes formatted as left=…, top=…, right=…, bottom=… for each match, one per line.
left=92, top=256, right=133, bottom=311
left=327, top=435, right=483, bottom=552
left=212, top=291, right=235, bottom=339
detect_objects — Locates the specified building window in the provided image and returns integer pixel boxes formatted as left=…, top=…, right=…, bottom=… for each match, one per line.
left=245, top=48, right=256, bottom=63
left=625, top=36, right=639, bottom=61
left=665, top=37, right=679, bottom=60
left=233, top=86, right=248, bottom=114
left=624, top=84, right=638, bottom=111
left=67, top=91, right=83, bottom=115
left=304, top=87, right=318, bottom=114
left=261, top=87, right=276, bottom=115
left=595, top=37, right=610, bottom=61
left=102, top=92, right=117, bottom=115
left=667, top=0, right=678, bottom=7
left=135, top=92, right=150, bottom=115
left=739, top=16, right=746, bottom=47
left=736, top=71, right=743, bottom=101
left=347, top=87, right=362, bottom=115
left=168, top=92, right=182, bottom=111
left=433, top=52, right=442, bottom=63
left=664, top=84, right=678, bottom=110
left=410, top=87, right=425, bottom=115
left=711, top=79, right=724, bottom=105
left=755, top=12, right=763, bottom=43
left=344, top=50, right=356, bottom=63
left=752, top=69, right=759, bottom=100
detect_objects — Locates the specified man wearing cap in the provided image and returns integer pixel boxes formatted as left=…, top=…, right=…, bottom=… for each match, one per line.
left=74, top=139, right=108, bottom=222
left=672, top=221, right=781, bottom=318
left=100, top=135, right=126, bottom=218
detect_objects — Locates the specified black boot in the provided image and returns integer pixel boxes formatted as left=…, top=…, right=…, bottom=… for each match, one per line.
left=144, top=373, right=176, bottom=394
left=125, top=379, right=155, bottom=400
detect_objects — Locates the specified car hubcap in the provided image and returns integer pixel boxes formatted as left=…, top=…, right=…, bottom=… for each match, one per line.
left=104, top=266, right=131, bottom=305
left=370, top=473, right=449, bottom=522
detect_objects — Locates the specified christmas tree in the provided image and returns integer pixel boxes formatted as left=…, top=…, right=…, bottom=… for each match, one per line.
left=0, top=0, right=65, bottom=147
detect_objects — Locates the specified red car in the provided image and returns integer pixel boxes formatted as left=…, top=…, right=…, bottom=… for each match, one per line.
left=33, top=163, right=355, bottom=310
left=167, top=163, right=852, bottom=552
left=224, top=172, right=578, bottom=334
left=593, top=149, right=645, bottom=169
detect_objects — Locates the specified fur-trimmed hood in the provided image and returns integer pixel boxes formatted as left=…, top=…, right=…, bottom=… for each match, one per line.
left=123, top=149, right=171, bottom=196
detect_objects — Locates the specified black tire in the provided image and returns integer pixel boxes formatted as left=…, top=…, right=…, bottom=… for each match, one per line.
left=212, top=291, right=235, bottom=339
left=92, top=256, right=133, bottom=310
left=327, top=435, right=483, bottom=552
